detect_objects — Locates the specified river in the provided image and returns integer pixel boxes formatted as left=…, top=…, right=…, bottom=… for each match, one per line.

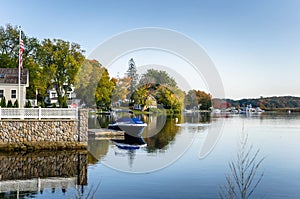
left=0, top=112, right=299, bottom=198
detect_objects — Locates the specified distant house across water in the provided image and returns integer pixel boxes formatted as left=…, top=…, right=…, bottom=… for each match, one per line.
left=0, top=68, right=29, bottom=107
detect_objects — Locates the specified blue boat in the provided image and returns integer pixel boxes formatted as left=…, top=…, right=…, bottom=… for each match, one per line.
left=108, top=110, right=147, bottom=137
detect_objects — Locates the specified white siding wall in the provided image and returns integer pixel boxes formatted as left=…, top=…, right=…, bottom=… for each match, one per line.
left=0, top=84, right=27, bottom=107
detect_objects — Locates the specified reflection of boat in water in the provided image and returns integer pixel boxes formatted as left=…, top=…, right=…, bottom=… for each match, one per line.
left=111, top=134, right=147, bottom=168
left=108, top=110, right=147, bottom=136
left=111, top=134, right=147, bottom=150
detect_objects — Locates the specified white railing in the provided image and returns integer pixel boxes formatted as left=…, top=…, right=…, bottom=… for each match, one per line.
left=0, top=107, right=78, bottom=120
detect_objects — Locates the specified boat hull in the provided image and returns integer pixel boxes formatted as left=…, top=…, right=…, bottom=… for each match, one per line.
left=108, top=123, right=147, bottom=137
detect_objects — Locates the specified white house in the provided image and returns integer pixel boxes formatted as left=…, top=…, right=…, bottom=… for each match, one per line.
left=0, top=68, right=29, bottom=107
left=45, top=84, right=76, bottom=106
left=133, top=95, right=157, bottom=111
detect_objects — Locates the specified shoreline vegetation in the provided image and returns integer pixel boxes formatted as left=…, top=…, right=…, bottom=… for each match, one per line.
left=213, top=96, right=300, bottom=111
left=91, top=107, right=211, bottom=116
left=91, top=106, right=299, bottom=116
left=91, top=99, right=300, bottom=116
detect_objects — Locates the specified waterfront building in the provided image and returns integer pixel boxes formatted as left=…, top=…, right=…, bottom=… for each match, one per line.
left=0, top=68, right=29, bottom=107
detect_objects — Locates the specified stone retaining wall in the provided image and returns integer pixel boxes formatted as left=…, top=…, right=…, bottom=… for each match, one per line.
left=78, top=109, right=88, bottom=142
left=0, top=120, right=78, bottom=143
left=0, top=109, right=88, bottom=150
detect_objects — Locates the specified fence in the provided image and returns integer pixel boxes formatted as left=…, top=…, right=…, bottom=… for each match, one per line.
left=0, top=107, right=78, bottom=120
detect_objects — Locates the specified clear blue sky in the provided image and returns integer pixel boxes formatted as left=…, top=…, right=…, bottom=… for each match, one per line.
left=1, top=0, right=300, bottom=99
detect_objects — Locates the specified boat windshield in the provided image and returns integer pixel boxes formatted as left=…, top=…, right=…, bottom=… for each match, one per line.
left=115, top=117, right=144, bottom=124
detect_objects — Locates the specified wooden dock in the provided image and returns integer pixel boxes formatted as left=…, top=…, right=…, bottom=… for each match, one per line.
left=88, top=128, right=124, bottom=140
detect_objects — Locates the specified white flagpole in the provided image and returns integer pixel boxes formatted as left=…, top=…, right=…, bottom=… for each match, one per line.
left=18, top=26, right=21, bottom=108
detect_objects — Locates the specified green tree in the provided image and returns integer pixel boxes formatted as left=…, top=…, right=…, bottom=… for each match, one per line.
left=185, top=90, right=212, bottom=110
left=61, top=98, right=68, bottom=108
left=75, top=59, right=105, bottom=107
left=0, top=24, right=20, bottom=68
left=25, top=100, right=32, bottom=108
left=95, top=68, right=116, bottom=110
left=37, top=38, right=84, bottom=107
left=40, top=101, right=45, bottom=108
left=156, top=85, right=181, bottom=110
left=140, top=69, right=177, bottom=88
left=174, top=87, right=186, bottom=111
left=111, top=77, right=131, bottom=103
left=131, top=85, right=148, bottom=106
left=185, top=90, right=198, bottom=109
left=139, top=69, right=183, bottom=111
left=0, top=24, right=45, bottom=100
left=195, top=90, right=212, bottom=110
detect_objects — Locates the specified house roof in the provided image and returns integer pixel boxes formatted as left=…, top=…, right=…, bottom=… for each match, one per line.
left=0, top=68, right=28, bottom=85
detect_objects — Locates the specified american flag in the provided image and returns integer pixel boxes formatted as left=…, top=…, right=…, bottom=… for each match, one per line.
left=19, top=39, right=25, bottom=69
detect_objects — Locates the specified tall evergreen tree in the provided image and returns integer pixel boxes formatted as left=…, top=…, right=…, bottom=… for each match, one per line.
left=126, top=58, right=139, bottom=99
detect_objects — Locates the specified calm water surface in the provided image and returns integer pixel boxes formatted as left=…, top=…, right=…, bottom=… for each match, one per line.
left=1, top=112, right=300, bottom=198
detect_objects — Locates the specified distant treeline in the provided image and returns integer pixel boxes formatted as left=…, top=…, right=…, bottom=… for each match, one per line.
left=212, top=96, right=300, bottom=110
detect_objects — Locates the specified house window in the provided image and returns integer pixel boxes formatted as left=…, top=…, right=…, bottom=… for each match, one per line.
left=11, top=90, right=17, bottom=99
left=51, top=92, right=57, bottom=98
left=0, top=90, right=3, bottom=98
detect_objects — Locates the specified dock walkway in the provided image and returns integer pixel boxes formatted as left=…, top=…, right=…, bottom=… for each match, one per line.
left=88, top=128, right=124, bottom=140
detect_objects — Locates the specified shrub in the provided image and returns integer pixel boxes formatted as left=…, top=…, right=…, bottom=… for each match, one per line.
left=7, top=100, right=13, bottom=108
left=40, top=101, right=45, bottom=108
left=13, top=100, right=19, bottom=108
left=0, top=96, right=6, bottom=107
left=25, top=100, right=32, bottom=108
left=61, top=98, right=68, bottom=108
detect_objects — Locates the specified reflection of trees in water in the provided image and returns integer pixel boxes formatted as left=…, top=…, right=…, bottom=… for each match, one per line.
left=96, top=115, right=111, bottom=128
left=144, top=113, right=210, bottom=153
left=219, top=133, right=265, bottom=199
left=90, top=113, right=211, bottom=156
left=184, top=112, right=211, bottom=123
left=144, top=117, right=180, bottom=152
left=87, top=139, right=109, bottom=164
left=88, top=114, right=114, bottom=129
